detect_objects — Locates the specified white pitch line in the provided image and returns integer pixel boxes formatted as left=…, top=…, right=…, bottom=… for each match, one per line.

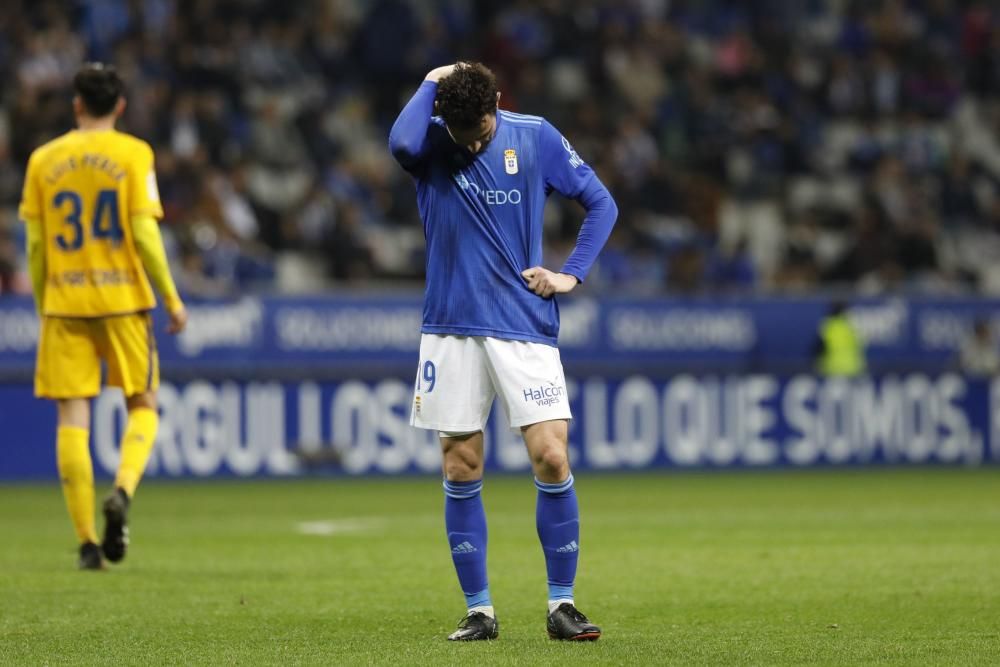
left=295, top=518, right=384, bottom=536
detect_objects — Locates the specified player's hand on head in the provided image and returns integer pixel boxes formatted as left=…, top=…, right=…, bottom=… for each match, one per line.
left=521, top=267, right=578, bottom=299
left=425, top=63, right=460, bottom=83
left=166, top=304, right=188, bottom=335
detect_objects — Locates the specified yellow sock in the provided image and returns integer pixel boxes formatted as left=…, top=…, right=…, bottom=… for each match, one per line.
left=114, top=407, right=159, bottom=498
left=56, top=426, right=97, bottom=545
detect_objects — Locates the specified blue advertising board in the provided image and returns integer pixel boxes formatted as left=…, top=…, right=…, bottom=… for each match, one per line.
left=1, top=374, right=996, bottom=480
left=2, top=294, right=999, bottom=479
left=2, top=294, right=998, bottom=377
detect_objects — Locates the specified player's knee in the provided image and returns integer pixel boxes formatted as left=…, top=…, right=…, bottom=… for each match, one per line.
left=57, top=398, right=91, bottom=429
left=125, top=390, right=157, bottom=412
left=443, top=447, right=483, bottom=481
left=531, top=442, right=569, bottom=481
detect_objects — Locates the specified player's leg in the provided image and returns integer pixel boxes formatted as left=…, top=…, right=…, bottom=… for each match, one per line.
left=409, top=334, right=497, bottom=640
left=522, top=419, right=575, bottom=597
left=99, top=313, right=160, bottom=563
left=55, top=398, right=103, bottom=570
left=115, top=390, right=159, bottom=499
left=522, top=420, right=601, bottom=640
left=37, top=316, right=103, bottom=569
left=484, top=337, right=600, bottom=640
left=98, top=390, right=158, bottom=563
left=441, top=430, right=497, bottom=640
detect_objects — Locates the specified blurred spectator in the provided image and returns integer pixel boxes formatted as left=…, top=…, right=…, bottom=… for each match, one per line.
left=0, top=219, right=19, bottom=295
left=0, top=0, right=997, bottom=297
left=959, top=318, right=1000, bottom=377
left=325, top=201, right=374, bottom=282
left=705, top=239, right=756, bottom=292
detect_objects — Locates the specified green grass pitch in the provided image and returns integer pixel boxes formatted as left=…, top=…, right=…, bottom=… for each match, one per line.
left=1, top=468, right=999, bottom=665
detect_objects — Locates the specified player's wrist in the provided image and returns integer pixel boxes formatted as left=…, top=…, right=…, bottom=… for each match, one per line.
left=164, top=295, right=184, bottom=314
left=559, top=272, right=580, bottom=283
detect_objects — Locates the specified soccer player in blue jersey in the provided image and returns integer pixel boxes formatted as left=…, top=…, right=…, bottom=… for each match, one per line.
left=389, top=62, right=617, bottom=641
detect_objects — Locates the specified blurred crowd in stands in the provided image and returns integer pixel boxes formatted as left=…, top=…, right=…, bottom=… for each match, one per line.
left=0, top=0, right=997, bottom=298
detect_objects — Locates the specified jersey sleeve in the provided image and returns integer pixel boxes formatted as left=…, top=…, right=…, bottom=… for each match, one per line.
left=389, top=81, right=439, bottom=173
left=539, top=120, right=618, bottom=283
left=129, top=142, right=164, bottom=219
left=133, top=213, right=182, bottom=312
left=18, top=152, right=43, bottom=222
left=539, top=120, right=596, bottom=199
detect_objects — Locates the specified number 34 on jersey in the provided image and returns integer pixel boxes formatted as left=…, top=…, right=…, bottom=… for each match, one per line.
left=19, top=129, right=164, bottom=317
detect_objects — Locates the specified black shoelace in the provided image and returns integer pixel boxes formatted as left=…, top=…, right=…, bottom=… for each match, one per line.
left=460, top=611, right=488, bottom=627
left=562, top=605, right=588, bottom=623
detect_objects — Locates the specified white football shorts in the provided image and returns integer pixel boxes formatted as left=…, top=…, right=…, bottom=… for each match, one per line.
left=410, top=334, right=572, bottom=433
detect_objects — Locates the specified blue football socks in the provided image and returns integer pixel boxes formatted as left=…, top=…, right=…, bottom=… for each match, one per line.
left=535, top=474, right=579, bottom=605
left=443, top=478, right=491, bottom=610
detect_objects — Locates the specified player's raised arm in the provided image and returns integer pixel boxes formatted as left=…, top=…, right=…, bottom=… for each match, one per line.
left=522, top=121, right=619, bottom=298
left=388, top=64, right=456, bottom=171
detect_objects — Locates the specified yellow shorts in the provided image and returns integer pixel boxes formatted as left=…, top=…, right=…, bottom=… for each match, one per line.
left=35, top=312, right=159, bottom=399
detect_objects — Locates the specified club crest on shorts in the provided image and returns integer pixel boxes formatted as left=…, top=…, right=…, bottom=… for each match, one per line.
left=504, top=149, right=518, bottom=175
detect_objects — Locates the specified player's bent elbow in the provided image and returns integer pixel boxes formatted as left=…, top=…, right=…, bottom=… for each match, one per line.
left=389, top=147, right=413, bottom=168
left=581, top=182, right=615, bottom=214
left=388, top=133, right=420, bottom=166
left=608, top=197, right=619, bottom=222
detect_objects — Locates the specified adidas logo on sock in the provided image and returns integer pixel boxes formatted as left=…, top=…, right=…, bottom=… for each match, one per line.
left=452, top=541, right=478, bottom=554
left=556, top=540, right=579, bottom=553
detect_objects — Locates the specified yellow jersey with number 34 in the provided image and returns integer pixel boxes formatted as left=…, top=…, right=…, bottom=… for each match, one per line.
left=19, top=129, right=163, bottom=317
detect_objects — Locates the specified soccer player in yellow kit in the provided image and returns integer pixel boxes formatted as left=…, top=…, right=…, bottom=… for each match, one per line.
left=19, top=64, right=188, bottom=570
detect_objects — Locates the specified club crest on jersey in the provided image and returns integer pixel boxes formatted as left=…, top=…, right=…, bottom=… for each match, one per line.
left=504, top=149, right=518, bottom=175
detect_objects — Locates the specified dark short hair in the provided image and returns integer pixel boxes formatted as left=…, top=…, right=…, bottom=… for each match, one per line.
left=436, top=62, right=498, bottom=130
left=74, top=63, right=124, bottom=117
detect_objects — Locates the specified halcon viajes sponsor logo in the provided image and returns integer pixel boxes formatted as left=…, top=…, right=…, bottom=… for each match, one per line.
left=523, top=383, right=564, bottom=406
